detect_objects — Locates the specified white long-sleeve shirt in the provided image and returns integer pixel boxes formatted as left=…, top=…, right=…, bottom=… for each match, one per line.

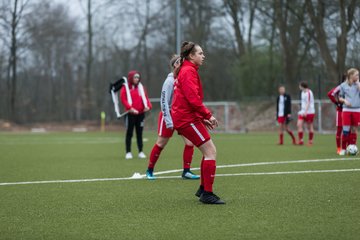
left=299, top=89, right=315, bottom=115
left=160, top=73, right=175, bottom=128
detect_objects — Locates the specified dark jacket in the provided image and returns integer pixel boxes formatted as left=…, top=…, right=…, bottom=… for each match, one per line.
left=276, top=93, right=291, bottom=119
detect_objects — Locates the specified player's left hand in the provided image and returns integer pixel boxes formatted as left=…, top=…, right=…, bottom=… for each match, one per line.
left=144, top=107, right=150, bottom=112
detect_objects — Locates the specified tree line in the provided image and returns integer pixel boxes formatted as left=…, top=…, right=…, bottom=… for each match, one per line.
left=0, top=0, right=359, bottom=123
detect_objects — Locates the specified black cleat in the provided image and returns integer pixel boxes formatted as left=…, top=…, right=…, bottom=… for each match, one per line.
left=195, top=185, right=204, bottom=197
left=199, top=191, right=225, bottom=204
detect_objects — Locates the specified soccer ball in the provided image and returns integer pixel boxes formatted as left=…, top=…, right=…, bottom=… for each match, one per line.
left=346, top=144, right=358, bottom=156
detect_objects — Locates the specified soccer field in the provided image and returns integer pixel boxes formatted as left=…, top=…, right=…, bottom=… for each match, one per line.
left=0, top=131, right=359, bottom=240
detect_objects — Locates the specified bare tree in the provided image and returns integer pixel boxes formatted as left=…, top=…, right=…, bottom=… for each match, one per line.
left=224, top=0, right=246, bottom=58
left=0, top=0, right=29, bottom=121
left=223, top=0, right=259, bottom=58
left=85, top=0, right=93, bottom=119
left=272, top=0, right=312, bottom=93
left=25, top=1, right=79, bottom=121
left=305, top=0, right=358, bottom=82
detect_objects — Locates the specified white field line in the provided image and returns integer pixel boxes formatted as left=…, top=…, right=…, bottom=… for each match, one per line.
left=0, top=138, right=149, bottom=145
left=152, top=157, right=360, bottom=177
left=0, top=158, right=359, bottom=186
left=214, top=168, right=360, bottom=177
left=1, top=139, right=149, bottom=145
left=0, top=140, right=121, bottom=145
left=0, top=177, right=136, bottom=186
left=154, top=168, right=360, bottom=179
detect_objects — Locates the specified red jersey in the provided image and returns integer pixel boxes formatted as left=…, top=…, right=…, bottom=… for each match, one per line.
left=327, top=86, right=342, bottom=111
left=120, top=70, right=152, bottom=114
left=171, top=60, right=212, bottom=129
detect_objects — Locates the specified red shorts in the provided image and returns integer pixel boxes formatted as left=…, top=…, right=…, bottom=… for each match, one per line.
left=177, top=122, right=211, bottom=147
left=277, top=116, right=286, bottom=124
left=298, top=113, right=315, bottom=123
left=336, top=110, right=343, bottom=127
left=157, top=112, right=174, bottom=138
left=342, top=111, right=360, bottom=127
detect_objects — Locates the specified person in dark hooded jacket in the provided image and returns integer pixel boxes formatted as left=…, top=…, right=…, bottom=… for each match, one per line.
left=120, top=71, right=152, bottom=159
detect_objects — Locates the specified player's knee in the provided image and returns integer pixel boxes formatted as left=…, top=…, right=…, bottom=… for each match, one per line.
left=156, top=137, right=168, bottom=148
left=206, top=146, right=217, bottom=159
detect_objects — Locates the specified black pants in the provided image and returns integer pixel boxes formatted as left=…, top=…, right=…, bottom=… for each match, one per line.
left=125, top=113, right=145, bottom=153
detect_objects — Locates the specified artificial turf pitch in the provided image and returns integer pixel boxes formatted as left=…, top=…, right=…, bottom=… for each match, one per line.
left=0, top=131, right=359, bottom=240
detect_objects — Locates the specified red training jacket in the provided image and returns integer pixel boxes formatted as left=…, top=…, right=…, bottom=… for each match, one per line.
left=171, top=60, right=212, bottom=129
left=120, top=70, right=152, bottom=114
left=327, top=85, right=342, bottom=111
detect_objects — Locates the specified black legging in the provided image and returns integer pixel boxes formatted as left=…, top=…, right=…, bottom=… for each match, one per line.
left=125, top=113, right=145, bottom=153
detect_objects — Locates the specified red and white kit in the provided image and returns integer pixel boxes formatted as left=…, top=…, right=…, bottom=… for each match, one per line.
left=339, top=81, right=360, bottom=127
left=298, top=89, right=315, bottom=123
left=171, top=59, right=216, bottom=194
left=171, top=60, right=212, bottom=147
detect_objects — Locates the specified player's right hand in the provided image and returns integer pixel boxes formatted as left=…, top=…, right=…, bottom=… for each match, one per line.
left=203, top=119, right=214, bottom=130
left=209, top=116, right=218, bottom=128
left=129, top=108, right=139, bottom=114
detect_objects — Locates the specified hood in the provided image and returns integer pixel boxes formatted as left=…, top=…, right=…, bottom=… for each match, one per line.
left=127, top=70, right=140, bottom=87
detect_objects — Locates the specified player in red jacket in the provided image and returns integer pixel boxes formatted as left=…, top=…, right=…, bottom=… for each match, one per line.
left=171, top=41, right=225, bottom=204
left=120, top=71, right=152, bottom=159
left=145, top=55, right=199, bottom=180
left=327, top=73, right=346, bottom=154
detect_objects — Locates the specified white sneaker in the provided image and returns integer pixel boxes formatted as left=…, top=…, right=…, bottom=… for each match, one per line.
left=138, top=152, right=146, bottom=159
left=125, top=152, right=133, bottom=159
left=339, top=150, right=346, bottom=156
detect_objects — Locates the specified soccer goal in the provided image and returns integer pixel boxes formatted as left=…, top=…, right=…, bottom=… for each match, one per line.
left=147, top=99, right=241, bottom=133
left=143, top=99, right=335, bottom=133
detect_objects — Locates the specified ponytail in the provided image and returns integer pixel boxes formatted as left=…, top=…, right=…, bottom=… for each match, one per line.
left=174, top=41, right=198, bottom=78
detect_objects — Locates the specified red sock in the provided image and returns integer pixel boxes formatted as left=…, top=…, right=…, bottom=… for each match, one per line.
left=200, top=157, right=204, bottom=186
left=183, top=145, right=194, bottom=169
left=147, top=144, right=163, bottom=169
left=279, top=133, right=284, bottom=144
left=309, top=132, right=314, bottom=141
left=350, top=133, right=357, bottom=145
left=336, top=127, right=342, bottom=148
left=203, top=160, right=216, bottom=192
left=342, top=134, right=349, bottom=150
left=298, top=132, right=303, bottom=142
left=287, top=130, right=296, bottom=143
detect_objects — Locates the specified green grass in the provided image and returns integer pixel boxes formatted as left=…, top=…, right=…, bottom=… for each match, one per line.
left=0, top=131, right=359, bottom=240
